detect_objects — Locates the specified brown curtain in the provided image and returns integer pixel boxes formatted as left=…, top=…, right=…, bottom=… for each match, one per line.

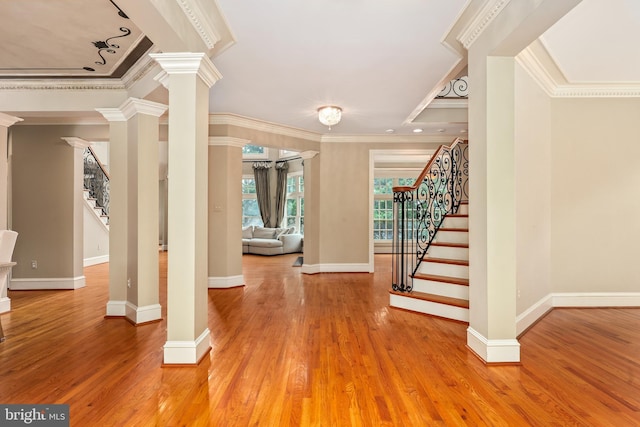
left=274, top=161, right=289, bottom=228
left=252, top=161, right=272, bottom=227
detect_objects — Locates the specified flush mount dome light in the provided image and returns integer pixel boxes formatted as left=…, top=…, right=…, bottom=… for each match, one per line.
left=317, top=106, right=342, bottom=128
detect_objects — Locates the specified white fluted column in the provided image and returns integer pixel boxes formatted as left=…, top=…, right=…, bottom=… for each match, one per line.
left=151, top=52, right=222, bottom=365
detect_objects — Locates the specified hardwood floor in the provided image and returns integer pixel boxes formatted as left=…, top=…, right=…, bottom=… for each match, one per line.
left=1, top=252, right=638, bottom=426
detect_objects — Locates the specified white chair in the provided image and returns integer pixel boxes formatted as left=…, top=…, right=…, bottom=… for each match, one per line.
left=0, top=230, right=17, bottom=341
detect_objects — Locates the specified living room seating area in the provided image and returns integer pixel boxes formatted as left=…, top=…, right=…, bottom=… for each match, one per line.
left=242, top=225, right=303, bottom=255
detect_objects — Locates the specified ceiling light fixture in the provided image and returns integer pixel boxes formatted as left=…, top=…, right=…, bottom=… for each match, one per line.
left=413, top=128, right=423, bottom=133
left=317, top=106, right=342, bottom=129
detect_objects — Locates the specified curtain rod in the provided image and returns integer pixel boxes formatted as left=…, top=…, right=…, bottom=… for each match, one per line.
left=242, top=156, right=303, bottom=163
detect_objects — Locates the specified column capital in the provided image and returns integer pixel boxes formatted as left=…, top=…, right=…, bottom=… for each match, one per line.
left=62, top=137, right=91, bottom=149
left=120, top=98, right=168, bottom=120
left=96, top=108, right=127, bottom=122
left=0, top=113, right=23, bottom=128
left=208, top=136, right=250, bottom=148
left=300, top=150, right=319, bottom=160
left=150, top=52, right=222, bottom=89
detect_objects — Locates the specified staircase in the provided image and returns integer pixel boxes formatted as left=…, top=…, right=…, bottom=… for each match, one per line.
left=84, top=189, right=109, bottom=227
left=389, top=202, right=468, bottom=322
left=83, top=146, right=110, bottom=226
left=389, top=137, right=469, bottom=323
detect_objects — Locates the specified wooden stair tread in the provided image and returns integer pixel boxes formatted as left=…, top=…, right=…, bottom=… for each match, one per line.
left=412, top=273, right=469, bottom=286
left=423, top=257, right=468, bottom=266
left=430, top=242, right=468, bottom=248
left=389, top=290, right=469, bottom=309
left=446, top=214, right=468, bottom=218
left=438, top=228, right=469, bottom=232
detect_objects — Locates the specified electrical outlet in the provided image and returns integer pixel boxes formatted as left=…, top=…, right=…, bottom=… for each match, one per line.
left=517, top=289, right=521, bottom=299
left=31, top=260, right=37, bottom=269
left=127, top=278, right=131, bottom=288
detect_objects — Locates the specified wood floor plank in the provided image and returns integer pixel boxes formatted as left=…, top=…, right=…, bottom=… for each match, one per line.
left=0, top=252, right=638, bottom=425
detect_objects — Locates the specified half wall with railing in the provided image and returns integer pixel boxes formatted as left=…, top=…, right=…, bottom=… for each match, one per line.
left=83, top=146, right=110, bottom=220
left=392, top=138, right=468, bottom=292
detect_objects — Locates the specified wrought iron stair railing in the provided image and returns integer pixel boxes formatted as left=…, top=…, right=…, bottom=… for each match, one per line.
left=392, top=138, right=468, bottom=292
left=83, top=146, right=110, bottom=222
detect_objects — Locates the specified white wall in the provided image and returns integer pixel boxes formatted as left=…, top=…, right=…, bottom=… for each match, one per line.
left=514, top=61, right=552, bottom=316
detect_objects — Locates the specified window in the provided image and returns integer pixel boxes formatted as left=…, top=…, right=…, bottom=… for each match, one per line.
left=242, top=176, right=263, bottom=227
left=285, top=173, right=304, bottom=234
left=373, top=174, right=420, bottom=241
left=242, top=144, right=268, bottom=159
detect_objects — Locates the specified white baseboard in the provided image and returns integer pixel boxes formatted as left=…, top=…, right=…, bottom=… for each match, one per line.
left=126, top=302, right=162, bottom=324
left=0, top=296, right=10, bottom=313
left=516, top=294, right=553, bottom=336
left=163, top=328, right=211, bottom=365
left=516, top=292, right=640, bottom=336
left=467, top=327, right=521, bottom=363
left=10, top=276, right=86, bottom=290
left=301, top=263, right=373, bottom=274
left=551, top=292, right=640, bottom=307
left=84, top=255, right=109, bottom=267
left=208, top=275, right=244, bottom=288
left=106, top=300, right=127, bottom=316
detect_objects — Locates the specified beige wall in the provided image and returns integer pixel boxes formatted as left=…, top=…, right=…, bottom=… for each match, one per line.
left=514, top=62, right=552, bottom=315
left=550, top=98, right=640, bottom=293
left=209, top=144, right=243, bottom=278
left=11, top=125, right=108, bottom=278
left=317, top=141, right=442, bottom=266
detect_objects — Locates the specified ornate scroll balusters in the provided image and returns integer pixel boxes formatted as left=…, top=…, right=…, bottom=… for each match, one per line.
left=83, top=147, right=110, bottom=221
left=391, top=139, right=469, bottom=292
left=392, top=189, right=415, bottom=292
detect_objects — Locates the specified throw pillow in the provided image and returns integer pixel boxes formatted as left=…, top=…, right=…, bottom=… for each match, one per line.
left=253, top=227, right=276, bottom=239
left=242, top=226, right=253, bottom=239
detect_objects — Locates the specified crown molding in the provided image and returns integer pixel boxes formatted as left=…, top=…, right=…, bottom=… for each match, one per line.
left=122, top=46, right=162, bottom=89
left=0, top=112, right=23, bottom=127
left=0, top=79, right=125, bottom=91
left=209, top=113, right=322, bottom=142
left=176, top=0, right=221, bottom=50
left=517, top=40, right=640, bottom=98
left=457, top=0, right=512, bottom=49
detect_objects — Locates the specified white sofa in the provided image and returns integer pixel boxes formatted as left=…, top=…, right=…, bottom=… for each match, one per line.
left=242, top=226, right=303, bottom=256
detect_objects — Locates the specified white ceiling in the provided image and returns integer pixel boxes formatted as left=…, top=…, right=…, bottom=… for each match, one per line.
left=0, top=0, right=637, bottom=134
left=209, top=0, right=468, bottom=135
left=540, top=0, right=640, bottom=84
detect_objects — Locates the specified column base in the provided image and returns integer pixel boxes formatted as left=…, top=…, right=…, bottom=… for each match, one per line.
left=466, top=327, right=520, bottom=364
left=208, top=275, right=244, bottom=289
left=0, top=296, right=10, bottom=314
left=163, top=328, right=211, bottom=365
left=105, top=300, right=127, bottom=317
left=125, top=302, right=162, bottom=325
